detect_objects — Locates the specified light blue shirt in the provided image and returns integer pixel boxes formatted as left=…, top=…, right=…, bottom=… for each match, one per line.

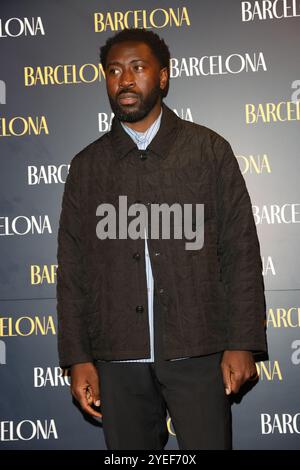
left=107, top=108, right=189, bottom=363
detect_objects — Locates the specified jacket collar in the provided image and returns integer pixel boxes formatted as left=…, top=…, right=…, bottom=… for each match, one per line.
left=109, top=102, right=181, bottom=160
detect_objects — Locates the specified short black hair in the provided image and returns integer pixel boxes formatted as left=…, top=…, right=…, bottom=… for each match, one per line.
left=99, top=28, right=171, bottom=97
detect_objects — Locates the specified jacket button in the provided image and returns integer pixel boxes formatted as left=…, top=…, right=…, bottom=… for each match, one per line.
left=136, top=305, right=144, bottom=313
left=140, top=151, right=147, bottom=160
left=159, top=288, right=164, bottom=294
left=154, top=252, right=161, bottom=256
left=133, top=252, right=141, bottom=261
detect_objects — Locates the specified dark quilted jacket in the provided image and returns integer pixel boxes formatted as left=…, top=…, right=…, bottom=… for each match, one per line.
left=56, top=103, right=268, bottom=368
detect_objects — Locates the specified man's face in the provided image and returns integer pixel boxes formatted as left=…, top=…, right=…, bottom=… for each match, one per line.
left=105, top=41, right=167, bottom=122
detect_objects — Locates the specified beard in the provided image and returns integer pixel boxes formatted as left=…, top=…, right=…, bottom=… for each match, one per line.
left=108, top=82, right=162, bottom=123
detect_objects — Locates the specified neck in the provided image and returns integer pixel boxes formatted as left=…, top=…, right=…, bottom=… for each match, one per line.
left=122, top=100, right=162, bottom=132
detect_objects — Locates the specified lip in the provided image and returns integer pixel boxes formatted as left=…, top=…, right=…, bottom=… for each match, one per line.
left=118, top=93, right=139, bottom=105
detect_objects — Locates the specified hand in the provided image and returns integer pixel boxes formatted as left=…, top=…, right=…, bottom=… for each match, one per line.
left=70, top=362, right=102, bottom=418
left=220, top=350, right=258, bottom=395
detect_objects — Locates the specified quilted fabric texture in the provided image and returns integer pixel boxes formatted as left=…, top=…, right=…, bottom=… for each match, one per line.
left=56, top=103, right=268, bottom=368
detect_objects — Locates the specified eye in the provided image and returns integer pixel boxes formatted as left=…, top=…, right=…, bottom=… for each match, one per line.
left=134, top=65, right=144, bottom=71
left=108, top=68, right=121, bottom=76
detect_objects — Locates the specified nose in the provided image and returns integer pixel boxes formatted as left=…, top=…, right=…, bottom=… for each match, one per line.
left=119, top=68, right=135, bottom=89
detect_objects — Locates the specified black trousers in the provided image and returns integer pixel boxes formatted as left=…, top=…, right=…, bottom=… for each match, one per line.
left=95, top=290, right=232, bottom=450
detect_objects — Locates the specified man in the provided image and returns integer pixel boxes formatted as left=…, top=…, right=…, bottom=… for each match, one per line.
left=56, top=28, right=268, bottom=450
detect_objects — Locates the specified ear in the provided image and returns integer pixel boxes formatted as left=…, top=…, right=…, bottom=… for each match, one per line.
left=159, top=67, right=168, bottom=92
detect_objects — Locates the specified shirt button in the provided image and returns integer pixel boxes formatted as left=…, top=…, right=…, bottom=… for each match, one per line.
left=136, top=305, right=144, bottom=313
left=133, top=252, right=141, bottom=261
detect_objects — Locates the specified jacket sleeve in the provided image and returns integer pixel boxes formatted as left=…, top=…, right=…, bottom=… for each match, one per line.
left=213, top=135, right=268, bottom=356
left=56, top=155, right=93, bottom=368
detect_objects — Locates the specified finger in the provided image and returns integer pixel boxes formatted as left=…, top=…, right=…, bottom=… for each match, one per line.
left=72, top=387, right=102, bottom=418
left=89, top=377, right=101, bottom=407
left=79, top=399, right=102, bottom=418
left=86, top=388, right=93, bottom=405
left=221, top=364, right=232, bottom=395
left=231, top=373, right=243, bottom=393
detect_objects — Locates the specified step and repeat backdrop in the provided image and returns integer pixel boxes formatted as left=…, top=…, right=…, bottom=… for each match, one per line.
left=0, top=0, right=299, bottom=450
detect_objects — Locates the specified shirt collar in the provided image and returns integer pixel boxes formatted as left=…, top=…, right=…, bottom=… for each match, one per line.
left=109, top=102, right=181, bottom=160
left=120, top=107, right=162, bottom=147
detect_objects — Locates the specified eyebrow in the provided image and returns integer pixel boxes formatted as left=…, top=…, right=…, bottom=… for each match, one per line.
left=106, top=59, right=150, bottom=67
